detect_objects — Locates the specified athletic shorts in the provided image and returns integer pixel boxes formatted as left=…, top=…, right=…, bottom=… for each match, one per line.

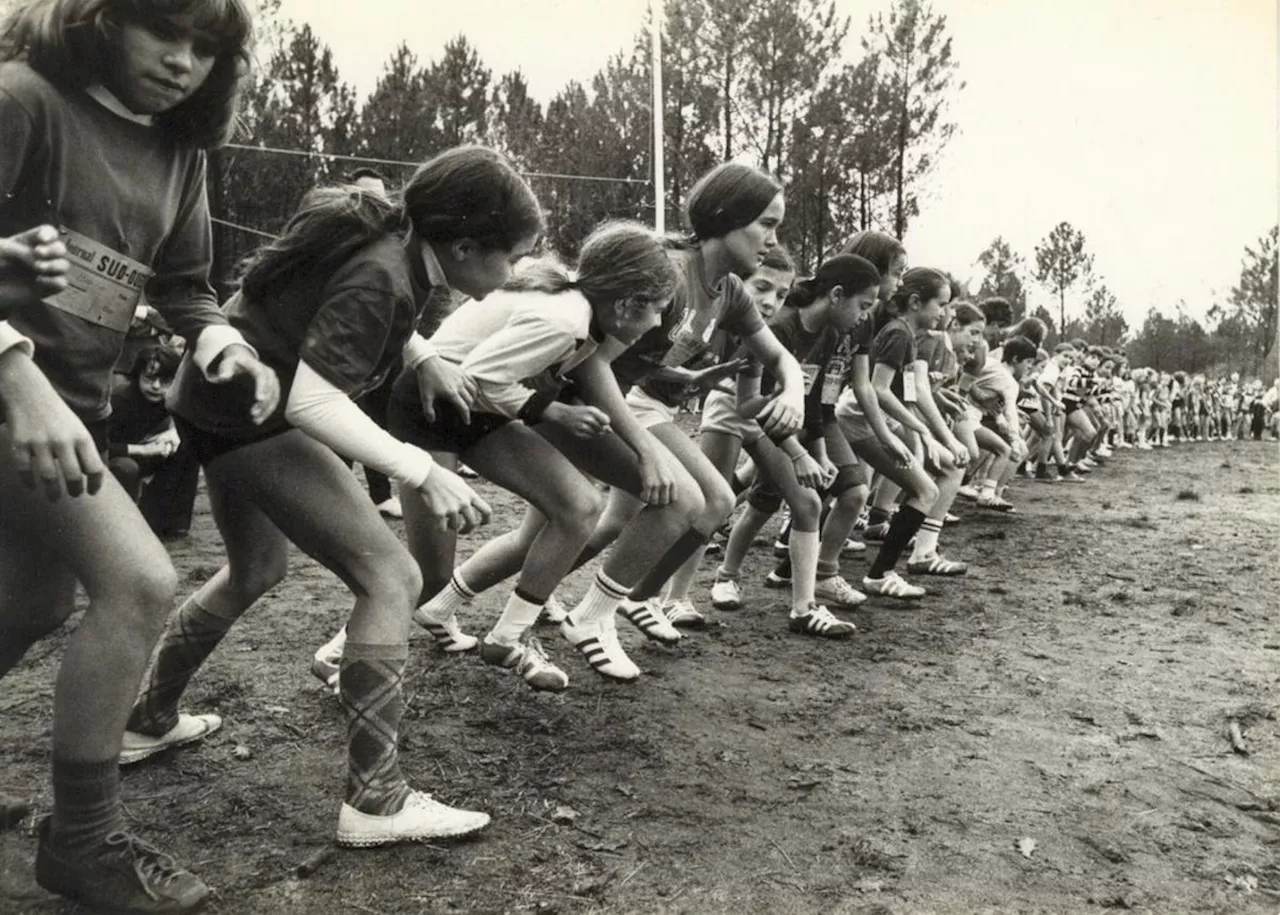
left=387, top=371, right=511, bottom=454
left=699, top=390, right=764, bottom=444
left=625, top=386, right=678, bottom=430
left=171, top=416, right=288, bottom=467
left=835, top=406, right=879, bottom=443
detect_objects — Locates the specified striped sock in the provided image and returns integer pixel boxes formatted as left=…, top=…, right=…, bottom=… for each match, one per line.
left=488, top=588, right=545, bottom=645
left=419, top=569, right=475, bottom=623
left=568, top=571, right=630, bottom=625
left=49, top=758, right=126, bottom=857
left=911, top=518, right=944, bottom=560
left=127, top=596, right=234, bottom=737
left=340, top=642, right=412, bottom=816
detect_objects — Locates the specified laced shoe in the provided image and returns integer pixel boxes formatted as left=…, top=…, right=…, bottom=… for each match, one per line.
left=662, top=599, right=708, bottom=629
left=539, top=593, right=569, bottom=625
left=861, top=571, right=926, bottom=599
left=976, top=493, right=1016, bottom=512
left=957, top=484, right=980, bottom=501
left=1096, top=444, right=1113, bottom=458
left=479, top=636, right=568, bottom=692
left=560, top=615, right=640, bottom=681
left=36, top=818, right=210, bottom=914
left=1059, top=468, right=1086, bottom=483
left=842, top=538, right=867, bottom=554
left=906, top=553, right=969, bottom=576
left=710, top=578, right=743, bottom=610
left=852, top=507, right=869, bottom=531
left=944, top=512, right=961, bottom=524
left=120, top=714, right=222, bottom=767
left=788, top=604, right=857, bottom=640
left=814, top=575, right=867, bottom=608
left=618, top=598, right=682, bottom=645
left=337, top=791, right=490, bottom=847
left=456, top=464, right=480, bottom=479
left=412, top=607, right=479, bottom=653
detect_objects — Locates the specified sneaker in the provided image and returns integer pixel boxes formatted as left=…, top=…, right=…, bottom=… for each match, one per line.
left=861, top=571, right=926, bottom=599
left=710, top=578, right=743, bottom=610
left=842, top=538, right=867, bottom=554
left=662, top=599, right=707, bottom=629
left=36, top=819, right=210, bottom=913
left=788, top=604, right=857, bottom=639
left=1035, top=465, right=1059, bottom=483
left=311, top=627, right=346, bottom=694
left=120, top=713, right=222, bottom=766
left=771, top=538, right=790, bottom=558
left=957, top=485, right=980, bottom=501
left=479, top=636, right=568, bottom=692
left=540, top=593, right=569, bottom=625
left=456, top=464, right=480, bottom=479
left=1077, top=458, right=1097, bottom=472
left=814, top=575, right=867, bottom=608
left=863, top=521, right=890, bottom=543
left=1137, top=441, right=1153, bottom=450
left=944, top=512, right=961, bottom=524
left=1096, top=445, right=1113, bottom=457
left=413, top=607, right=479, bottom=653
left=375, top=497, right=403, bottom=519
left=852, top=510, right=869, bottom=532
left=906, top=553, right=969, bottom=576
left=763, top=569, right=791, bottom=589
left=337, top=791, right=490, bottom=847
left=976, top=494, right=1015, bottom=512
left=560, top=615, right=640, bottom=681
left=1059, top=468, right=1086, bottom=483
left=618, top=598, right=682, bottom=645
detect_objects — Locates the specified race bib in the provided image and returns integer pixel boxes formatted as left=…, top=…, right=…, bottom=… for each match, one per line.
left=903, top=371, right=918, bottom=404
left=821, top=358, right=845, bottom=405
left=800, top=362, right=820, bottom=395
left=42, top=228, right=152, bottom=333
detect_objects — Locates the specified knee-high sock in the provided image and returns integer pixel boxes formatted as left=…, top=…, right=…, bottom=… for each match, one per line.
left=867, top=505, right=926, bottom=579
left=340, top=641, right=412, bottom=816
left=628, top=529, right=710, bottom=602
left=126, top=596, right=234, bottom=737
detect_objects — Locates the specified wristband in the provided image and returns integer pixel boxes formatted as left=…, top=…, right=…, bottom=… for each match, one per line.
left=517, top=388, right=559, bottom=425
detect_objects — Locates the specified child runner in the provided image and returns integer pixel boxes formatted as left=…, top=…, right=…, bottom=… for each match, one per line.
left=1, top=1, right=283, bottom=910
left=834, top=267, right=953, bottom=599
left=697, top=254, right=882, bottom=635
left=120, top=146, right=539, bottom=852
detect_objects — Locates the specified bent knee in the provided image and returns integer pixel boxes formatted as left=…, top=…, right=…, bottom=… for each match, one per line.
left=700, top=477, right=735, bottom=525
left=791, top=489, right=822, bottom=528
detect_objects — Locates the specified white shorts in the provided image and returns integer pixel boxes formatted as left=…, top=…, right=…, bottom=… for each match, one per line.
left=625, top=386, right=678, bottom=430
left=698, top=390, right=764, bottom=444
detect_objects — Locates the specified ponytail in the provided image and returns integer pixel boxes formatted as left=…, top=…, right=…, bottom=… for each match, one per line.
left=887, top=266, right=950, bottom=317
left=239, top=186, right=401, bottom=303
left=506, top=221, right=676, bottom=307
left=783, top=254, right=880, bottom=309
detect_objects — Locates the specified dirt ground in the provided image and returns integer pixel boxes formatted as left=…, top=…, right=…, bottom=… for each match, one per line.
left=1, top=433, right=1277, bottom=915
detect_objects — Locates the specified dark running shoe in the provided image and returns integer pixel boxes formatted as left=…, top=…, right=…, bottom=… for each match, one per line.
left=36, top=818, right=210, bottom=914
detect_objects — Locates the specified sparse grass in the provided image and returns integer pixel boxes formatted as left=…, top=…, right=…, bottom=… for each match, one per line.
left=1120, top=514, right=1158, bottom=530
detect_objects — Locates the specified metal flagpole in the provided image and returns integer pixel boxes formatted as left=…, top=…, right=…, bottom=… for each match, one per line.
left=650, top=0, right=665, bottom=234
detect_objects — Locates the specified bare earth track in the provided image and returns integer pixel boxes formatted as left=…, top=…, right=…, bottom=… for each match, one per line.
left=2, top=434, right=1277, bottom=914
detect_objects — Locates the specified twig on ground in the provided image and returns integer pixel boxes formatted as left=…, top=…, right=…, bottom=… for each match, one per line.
left=294, top=845, right=336, bottom=878
left=617, top=861, right=648, bottom=888
left=767, top=836, right=797, bottom=869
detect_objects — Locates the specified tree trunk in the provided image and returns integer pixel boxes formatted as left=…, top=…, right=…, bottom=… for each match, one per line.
left=723, top=50, right=734, bottom=160
left=860, top=170, right=868, bottom=230
left=1059, top=288, right=1066, bottom=341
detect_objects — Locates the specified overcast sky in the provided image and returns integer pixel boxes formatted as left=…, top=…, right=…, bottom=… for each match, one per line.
left=277, top=0, right=1277, bottom=329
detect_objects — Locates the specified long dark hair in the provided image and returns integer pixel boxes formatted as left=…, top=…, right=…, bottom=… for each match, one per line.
left=887, top=267, right=950, bottom=317
left=240, top=145, right=543, bottom=303
left=678, top=162, right=782, bottom=244
left=1, top=0, right=253, bottom=148
left=783, top=254, right=880, bottom=309
left=841, top=231, right=905, bottom=276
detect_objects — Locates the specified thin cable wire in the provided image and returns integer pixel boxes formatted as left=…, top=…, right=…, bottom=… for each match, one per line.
left=211, top=216, right=278, bottom=240
left=222, top=143, right=652, bottom=186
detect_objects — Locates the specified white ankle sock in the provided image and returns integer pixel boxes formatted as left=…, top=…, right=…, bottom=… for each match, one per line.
left=569, top=571, right=630, bottom=625
left=488, top=590, right=543, bottom=645
left=420, top=569, right=475, bottom=622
